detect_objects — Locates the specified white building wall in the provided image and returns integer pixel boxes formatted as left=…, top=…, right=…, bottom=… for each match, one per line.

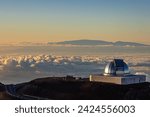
left=121, top=75, right=146, bottom=84
left=90, top=74, right=146, bottom=85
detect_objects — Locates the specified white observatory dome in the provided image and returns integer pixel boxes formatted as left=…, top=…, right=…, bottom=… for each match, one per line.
left=104, top=59, right=130, bottom=76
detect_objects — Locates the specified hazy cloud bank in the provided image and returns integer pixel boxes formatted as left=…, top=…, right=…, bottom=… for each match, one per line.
left=0, top=55, right=149, bottom=84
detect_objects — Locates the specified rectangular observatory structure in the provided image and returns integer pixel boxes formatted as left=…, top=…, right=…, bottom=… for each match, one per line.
left=89, top=59, right=146, bottom=85
left=89, top=74, right=146, bottom=85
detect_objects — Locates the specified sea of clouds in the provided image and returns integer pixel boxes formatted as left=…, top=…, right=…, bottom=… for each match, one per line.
left=0, top=55, right=149, bottom=84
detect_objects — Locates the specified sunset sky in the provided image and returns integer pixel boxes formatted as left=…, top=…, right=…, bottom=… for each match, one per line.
left=0, top=0, right=150, bottom=44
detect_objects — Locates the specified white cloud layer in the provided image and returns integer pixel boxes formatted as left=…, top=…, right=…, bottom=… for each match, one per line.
left=0, top=55, right=149, bottom=84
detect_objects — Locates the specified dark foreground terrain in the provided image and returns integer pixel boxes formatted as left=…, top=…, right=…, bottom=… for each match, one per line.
left=0, top=77, right=150, bottom=100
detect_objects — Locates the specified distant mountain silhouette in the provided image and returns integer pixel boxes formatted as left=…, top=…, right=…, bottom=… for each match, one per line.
left=114, top=41, right=147, bottom=46
left=48, top=39, right=113, bottom=45
left=48, top=39, right=149, bottom=46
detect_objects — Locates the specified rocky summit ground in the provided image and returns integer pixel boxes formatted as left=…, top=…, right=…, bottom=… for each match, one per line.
left=0, top=77, right=150, bottom=100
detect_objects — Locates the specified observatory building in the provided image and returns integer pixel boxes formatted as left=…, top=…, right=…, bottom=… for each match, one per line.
left=90, top=59, right=146, bottom=85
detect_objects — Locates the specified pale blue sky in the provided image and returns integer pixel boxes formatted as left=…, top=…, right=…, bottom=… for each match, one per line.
left=0, top=0, right=149, bottom=44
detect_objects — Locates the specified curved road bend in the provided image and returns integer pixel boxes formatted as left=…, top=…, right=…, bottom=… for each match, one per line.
left=5, top=85, right=49, bottom=100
